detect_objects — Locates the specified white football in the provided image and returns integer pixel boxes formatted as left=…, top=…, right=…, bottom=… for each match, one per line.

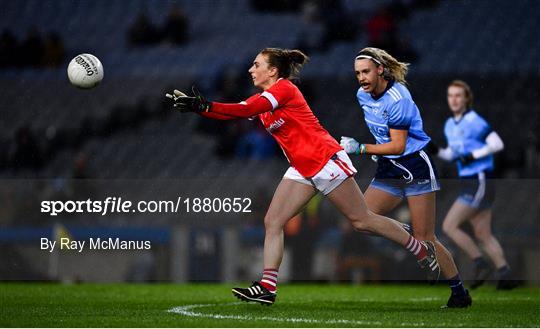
left=67, top=53, right=104, bottom=89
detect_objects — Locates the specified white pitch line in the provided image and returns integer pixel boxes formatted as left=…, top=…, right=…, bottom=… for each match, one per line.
left=489, top=297, right=532, bottom=301
left=408, top=297, right=443, bottom=302
left=170, top=296, right=534, bottom=328
left=167, top=302, right=383, bottom=326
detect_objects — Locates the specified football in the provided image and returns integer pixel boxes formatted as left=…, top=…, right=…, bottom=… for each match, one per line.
left=67, top=53, right=104, bottom=89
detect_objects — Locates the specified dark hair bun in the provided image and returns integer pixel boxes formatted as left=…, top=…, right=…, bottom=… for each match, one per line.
left=286, top=50, right=308, bottom=65
left=261, top=48, right=310, bottom=79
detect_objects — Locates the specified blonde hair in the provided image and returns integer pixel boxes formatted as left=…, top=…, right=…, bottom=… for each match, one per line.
left=355, top=47, right=409, bottom=84
left=448, top=80, right=474, bottom=108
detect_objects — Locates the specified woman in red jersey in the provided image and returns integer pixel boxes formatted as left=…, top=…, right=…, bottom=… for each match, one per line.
left=166, top=48, right=439, bottom=305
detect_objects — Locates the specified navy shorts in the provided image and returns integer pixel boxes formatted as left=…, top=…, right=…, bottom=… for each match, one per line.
left=370, top=149, right=440, bottom=198
left=457, top=171, right=495, bottom=209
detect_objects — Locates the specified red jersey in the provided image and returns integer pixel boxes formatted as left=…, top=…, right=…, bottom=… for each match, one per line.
left=207, top=79, right=342, bottom=177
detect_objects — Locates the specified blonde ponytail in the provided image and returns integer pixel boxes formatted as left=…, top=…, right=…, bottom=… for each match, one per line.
left=355, top=47, right=409, bottom=84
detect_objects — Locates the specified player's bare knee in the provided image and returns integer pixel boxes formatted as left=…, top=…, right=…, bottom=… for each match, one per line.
left=442, top=221, right=455, bottom=235
left=474, top=229, right=491, bottom=243
left=263, top=215, right=285, bottom=233
left=348, top=213, right=371, bottom=232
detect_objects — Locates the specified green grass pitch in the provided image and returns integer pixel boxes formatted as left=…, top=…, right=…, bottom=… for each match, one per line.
left=1, top=283, right=539, bottom=327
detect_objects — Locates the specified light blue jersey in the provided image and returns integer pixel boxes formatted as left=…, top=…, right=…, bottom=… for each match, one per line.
left=444, top=110, right=494, bottom=177
left=356, top=81, right=431, bottom=159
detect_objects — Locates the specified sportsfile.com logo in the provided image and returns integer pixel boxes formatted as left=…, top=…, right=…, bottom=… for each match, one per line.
left=40, top=197, right=179, bottom=216
left=40, top=196, right=252, bottom=216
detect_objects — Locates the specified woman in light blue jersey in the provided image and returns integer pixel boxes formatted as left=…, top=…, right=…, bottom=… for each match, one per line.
left=438, top=80, right=516, bottom=290
left=340, top=47, right=471, bottom=308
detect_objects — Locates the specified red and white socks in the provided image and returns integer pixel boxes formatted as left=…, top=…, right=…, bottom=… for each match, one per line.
left=405, top=235, right=428, bottom=260
left=259, top=268, right=278, bottom=293
left=258, top=237, right=425, bottom=293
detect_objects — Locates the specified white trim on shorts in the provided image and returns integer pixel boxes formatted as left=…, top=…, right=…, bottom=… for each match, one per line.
left=472, top=171, right=486, bottom=208
left=283, top=150, right=357, bottom=195
left=419, top=150, right=439, bottom=191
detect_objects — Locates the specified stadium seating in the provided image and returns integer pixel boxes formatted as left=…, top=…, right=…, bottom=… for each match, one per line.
left=401, top=0, right=540, bottom=74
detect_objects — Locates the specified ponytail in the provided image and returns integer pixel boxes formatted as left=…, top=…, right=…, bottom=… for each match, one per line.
left=261, top=48, right=309, bottom=79
left=355, top=47, right=409, bottom=84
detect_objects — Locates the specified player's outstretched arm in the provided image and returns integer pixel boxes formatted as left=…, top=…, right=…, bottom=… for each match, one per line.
left=165, top=87, right=239, bottom=120
left=165, top=87, right=211, bottom=113
left=166, top=87, right=274, bottom=119
left=210, top=97, right=273, bottom=118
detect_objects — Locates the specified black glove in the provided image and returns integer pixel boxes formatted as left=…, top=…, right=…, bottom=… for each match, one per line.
left=457, top=153, right=475, bottom=165
left=425, top=140, right=440, bottom=156
left=165, top=86, right=211, bottom=113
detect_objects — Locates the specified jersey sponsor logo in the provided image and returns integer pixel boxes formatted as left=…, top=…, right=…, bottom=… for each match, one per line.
left=266, top=118, right=285, bottom=133
left=417, top=179, right=430, bottom=185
